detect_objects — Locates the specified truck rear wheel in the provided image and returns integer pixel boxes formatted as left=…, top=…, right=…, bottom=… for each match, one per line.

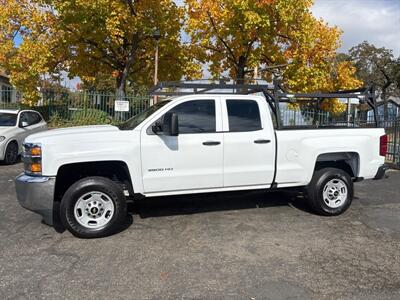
left=306, top=167, right=353, bottom=216
left=60, top=177, right=127, bottom=238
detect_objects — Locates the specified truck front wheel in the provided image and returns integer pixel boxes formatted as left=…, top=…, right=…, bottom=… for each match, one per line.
left=306, top=168, right=353, bottom=216
left=60, top=177, right=127, bottom=238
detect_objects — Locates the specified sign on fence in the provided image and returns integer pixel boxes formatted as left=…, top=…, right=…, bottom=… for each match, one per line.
left=114, top=100, right=130, bottom=112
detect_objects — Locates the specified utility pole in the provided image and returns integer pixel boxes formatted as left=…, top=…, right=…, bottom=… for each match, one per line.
left=254, top=65, right=258, bottom=79
left=153, top=28, right=161, bottom=105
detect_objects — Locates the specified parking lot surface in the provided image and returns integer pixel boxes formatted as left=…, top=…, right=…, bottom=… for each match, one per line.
left=1, top=163, right=400, bottom=299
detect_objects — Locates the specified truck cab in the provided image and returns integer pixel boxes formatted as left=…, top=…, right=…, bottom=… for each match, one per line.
left=136, top=94, right=276, bottom=194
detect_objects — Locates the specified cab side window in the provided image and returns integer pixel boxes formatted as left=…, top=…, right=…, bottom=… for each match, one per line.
left=157, top=100, right=216, bottom=134
left=171, top=100, right=215, bottom=133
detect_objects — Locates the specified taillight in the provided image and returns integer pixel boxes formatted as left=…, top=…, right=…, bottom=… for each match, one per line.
left=380, top=134, right=388, bottom=156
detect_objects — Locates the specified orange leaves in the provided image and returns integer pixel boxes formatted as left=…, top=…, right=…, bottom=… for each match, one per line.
left=319, top=99, right=346, bottom=115
left=185, top=0, right=361, bottom=114
left=0, top=0, right=57, bottom=101
left=335, top=61, right=363, bottom=90
left=257, top=0, right=276, bottom=5
left=1, top=0, right=192, bottom=98
left=1, top=0, right=363, bottom=109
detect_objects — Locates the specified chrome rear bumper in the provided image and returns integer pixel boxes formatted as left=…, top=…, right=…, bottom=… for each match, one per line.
left=15, top=173, right=55, bottom=225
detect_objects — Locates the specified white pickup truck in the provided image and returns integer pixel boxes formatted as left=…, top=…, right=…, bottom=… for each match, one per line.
left=15, top=82, right=388, bottom=238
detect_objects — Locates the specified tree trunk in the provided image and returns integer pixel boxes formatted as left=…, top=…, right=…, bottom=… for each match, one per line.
left=236, top=55, right=247, bottom=85
left=381, top=84, right=390, bottom=121
left=115, top=68, right=128, bottom=100
left=115, top=42, right=138, bottom=100
left=115, top=66, right=129, bottom=122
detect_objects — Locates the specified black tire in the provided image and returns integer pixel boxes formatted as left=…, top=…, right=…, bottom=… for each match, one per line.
left=306, top=167, right=353, bottom=216
left=4, top=141, right=18, bottom=165
left=60, top=176, right=127, bottom=238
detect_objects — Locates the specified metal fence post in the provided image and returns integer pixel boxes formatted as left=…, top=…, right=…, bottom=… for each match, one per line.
left=394, top=117, right=399, bottom=165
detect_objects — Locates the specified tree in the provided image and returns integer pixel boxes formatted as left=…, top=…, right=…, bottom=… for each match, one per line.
left=57, top=0, right=196, bottom=99
left=395, top=58, right=400, bottom=90
left=0, top=0, right=58, bottom=103
left=348, top=41, right=399, bottom=119
left=185, top=0, right=362, bottom=112
left=0, top=0, right=200, bottom=101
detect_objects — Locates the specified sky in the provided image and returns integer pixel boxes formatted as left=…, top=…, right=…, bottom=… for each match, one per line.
left=311, top=0, right=400, bottom=56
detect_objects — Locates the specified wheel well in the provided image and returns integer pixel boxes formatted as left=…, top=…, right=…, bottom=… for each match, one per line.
left=7, top=139, right=18, bottom=148
left=54, top=161, right=133, bottom=203
left=315, top=152, right=359, bottom=178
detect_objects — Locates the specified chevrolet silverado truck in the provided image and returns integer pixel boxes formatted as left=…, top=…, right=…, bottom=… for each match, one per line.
left=15, top=81, right=388, bottom=238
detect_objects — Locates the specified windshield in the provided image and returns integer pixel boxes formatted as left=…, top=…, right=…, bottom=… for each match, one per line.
left=118, top=100, right=171, bottom=130
left=0, top=113, right=17, bottom=127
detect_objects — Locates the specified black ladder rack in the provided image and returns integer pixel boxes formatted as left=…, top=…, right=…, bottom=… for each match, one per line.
left=150, top=80, right=379, bottom=129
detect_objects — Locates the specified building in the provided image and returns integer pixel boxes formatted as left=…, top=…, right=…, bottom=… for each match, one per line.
left=365, top=97, right=400, bottom=121
left=0, top=73, right=20, bottom=103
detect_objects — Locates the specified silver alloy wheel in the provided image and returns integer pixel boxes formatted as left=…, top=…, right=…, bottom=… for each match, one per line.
left=322, top=179, right=348, bottom=208
left=74, top=191, right=115, bottom=229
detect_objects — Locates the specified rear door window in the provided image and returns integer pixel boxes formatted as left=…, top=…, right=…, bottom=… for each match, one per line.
left=28, top=112, right=42, bottom=125
left=226, top=100, right=262, bottom=132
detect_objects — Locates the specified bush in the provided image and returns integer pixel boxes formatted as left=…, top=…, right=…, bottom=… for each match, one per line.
left=70, top=108, right=111, bottom=126
left=47, top=109, right=112, bottom=128
left=48, top=112, right=69, bottom=128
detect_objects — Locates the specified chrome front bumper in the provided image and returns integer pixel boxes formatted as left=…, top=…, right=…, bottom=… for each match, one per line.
left=15, top=173, right=56, bottom=225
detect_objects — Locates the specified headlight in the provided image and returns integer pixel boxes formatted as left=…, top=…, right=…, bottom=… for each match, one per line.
left=23, top=143, right=42, bottom=175
left=0, top=136, right=5, bottom=142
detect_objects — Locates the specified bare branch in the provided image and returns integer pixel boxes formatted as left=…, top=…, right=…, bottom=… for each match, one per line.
left=121, top=0, right=137, bottom=17
left=202, top=45, right=238, bottom=65
left=206, top=11, right=238, bottom=66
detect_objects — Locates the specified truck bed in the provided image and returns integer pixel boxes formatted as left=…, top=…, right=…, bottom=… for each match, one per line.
left=274, top=128, right=385, bottom=187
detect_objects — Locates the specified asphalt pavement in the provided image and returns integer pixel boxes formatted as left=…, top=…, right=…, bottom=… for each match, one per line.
left=0, top=163, right=399, bottom=299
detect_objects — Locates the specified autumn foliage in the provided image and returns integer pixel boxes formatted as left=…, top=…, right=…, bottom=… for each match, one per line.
left=186, top=0, right=362, bottom=112
left=0, top=0, right=362, bottom=112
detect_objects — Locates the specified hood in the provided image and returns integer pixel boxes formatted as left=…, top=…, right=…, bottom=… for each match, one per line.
left=29, top=124, right=141, bottom=177
left=26, top=125, right=119, bottom=141
left=25, top=125, right=121, bottom=145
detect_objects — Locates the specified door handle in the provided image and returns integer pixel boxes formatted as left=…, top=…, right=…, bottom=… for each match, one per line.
left=254, top=139, right=271, bottom=144
left=202, top=141, right=221, bottom=146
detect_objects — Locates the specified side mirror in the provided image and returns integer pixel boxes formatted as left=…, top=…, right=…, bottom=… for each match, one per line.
left=21, top=121, right=29, bottom=128
left=163, top=112, right=179, bottom=136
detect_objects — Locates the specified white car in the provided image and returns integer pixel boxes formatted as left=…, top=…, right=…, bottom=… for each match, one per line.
left=0, top=109, right=47, bottom=164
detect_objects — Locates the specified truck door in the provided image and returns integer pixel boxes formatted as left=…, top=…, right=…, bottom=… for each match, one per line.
left=140, top=97, right=223, bottom=193
left=222, top=97, right=276, bottom=187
